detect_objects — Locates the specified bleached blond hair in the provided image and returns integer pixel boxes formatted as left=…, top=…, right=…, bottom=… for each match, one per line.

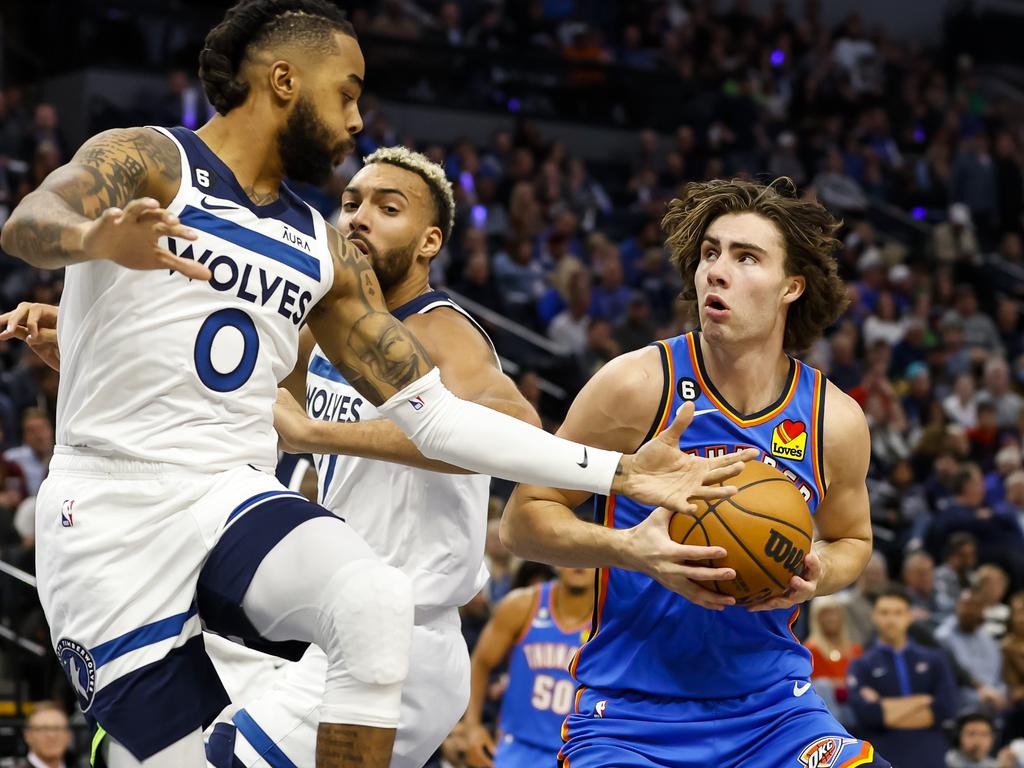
left=363, top=146, right=455, bottom=243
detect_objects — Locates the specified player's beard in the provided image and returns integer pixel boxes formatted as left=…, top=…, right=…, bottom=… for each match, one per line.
left=350, top=235, right=419, bottom=293
left=278, top=93, right=353, bottom=186
left=374, top=240, right=419, bottom=292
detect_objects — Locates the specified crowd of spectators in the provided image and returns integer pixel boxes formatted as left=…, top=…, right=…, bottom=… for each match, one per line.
left=2, top=0, right=1024, bottom=764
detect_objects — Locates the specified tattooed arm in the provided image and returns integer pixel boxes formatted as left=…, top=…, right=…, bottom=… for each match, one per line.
left=306, top=227, right=433, bottom=405
left=0, top=127, right=209, bottom=279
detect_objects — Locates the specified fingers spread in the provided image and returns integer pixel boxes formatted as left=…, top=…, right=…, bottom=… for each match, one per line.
left=660, top=401, right=694, bottom=442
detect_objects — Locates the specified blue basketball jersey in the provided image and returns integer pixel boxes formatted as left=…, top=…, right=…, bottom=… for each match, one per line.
left=571, top=331, right=828, bottom=700
left=499, top=581, right=589, bottom=753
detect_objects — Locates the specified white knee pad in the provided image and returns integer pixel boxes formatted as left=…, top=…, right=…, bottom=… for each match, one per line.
left=319, top=558, right=413, bottom=686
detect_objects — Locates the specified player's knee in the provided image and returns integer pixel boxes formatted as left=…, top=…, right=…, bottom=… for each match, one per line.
left=318, top=559, right=413, bottom=686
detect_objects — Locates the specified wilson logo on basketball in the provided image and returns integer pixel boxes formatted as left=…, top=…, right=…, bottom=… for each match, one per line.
left=764, top=529, right=805, bottom=575
left=771, top=419, right=807, bottom=461
left=798, top=736, right=856, bottom=768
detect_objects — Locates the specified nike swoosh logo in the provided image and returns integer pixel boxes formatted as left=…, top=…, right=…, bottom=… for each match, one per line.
left=200, top=196, right=237, bottom=211
left=692, top=408, right=717, bottom=417
left=793, top=681, right=812, bottom=697
left=577, top=447, right=589, bottom=468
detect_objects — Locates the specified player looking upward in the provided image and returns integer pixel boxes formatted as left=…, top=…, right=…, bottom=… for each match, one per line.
left=501, top=178, right=886, bottom=768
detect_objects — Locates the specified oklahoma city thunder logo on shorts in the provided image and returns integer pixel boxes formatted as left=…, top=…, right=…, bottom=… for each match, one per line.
left=798, top=736, right=864, bottom=768
left=56, top=638, right=96, bottom=711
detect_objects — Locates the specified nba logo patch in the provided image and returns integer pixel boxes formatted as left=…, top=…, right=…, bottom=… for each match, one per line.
left=56, top=638, right=96, bottom=711
left=408, top=396, right=425, bottom=411
left=771, top=419, right=806, bottom=461
left=60, top=499, right=74, bottom=528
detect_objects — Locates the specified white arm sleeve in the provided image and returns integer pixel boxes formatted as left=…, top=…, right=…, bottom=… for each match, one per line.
left=377, top=367, right=622, bottom=495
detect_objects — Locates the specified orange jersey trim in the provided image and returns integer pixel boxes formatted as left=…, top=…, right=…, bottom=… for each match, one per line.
left=788, top=606, right=801, bottom=643
left=653, top=340, right=676, bottom=436
left=686, top=332, right=801, bottom=427
left=569, top=496, right=615, bottom=678
left=809, top=369, right=826, bottom=499
left=837, top=741, right=874, bottom=768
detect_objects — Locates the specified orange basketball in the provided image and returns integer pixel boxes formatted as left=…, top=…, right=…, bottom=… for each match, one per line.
left=668, top=461, right=813, bottom=605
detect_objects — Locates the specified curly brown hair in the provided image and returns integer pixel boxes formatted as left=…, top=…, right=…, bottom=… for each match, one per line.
left=662, top=177, right=848, bottom=354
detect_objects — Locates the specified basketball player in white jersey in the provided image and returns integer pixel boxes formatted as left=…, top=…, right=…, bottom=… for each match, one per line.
left=0, top=1, right=755, bottom=765
left=204, top=145, right=539, bottom=768
left=0, top=146, right=522, bottom=766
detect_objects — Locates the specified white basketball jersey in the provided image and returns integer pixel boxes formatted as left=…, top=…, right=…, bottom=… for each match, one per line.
left=307, top=291, right=494, bottom=609
left=56, top=127, right=334, bottom=471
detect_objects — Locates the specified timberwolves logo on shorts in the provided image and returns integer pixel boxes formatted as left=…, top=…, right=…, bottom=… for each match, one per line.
left=56, top=638, right=96, bottom=711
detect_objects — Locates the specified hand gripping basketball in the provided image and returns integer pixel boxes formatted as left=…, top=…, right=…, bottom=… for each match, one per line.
left=616, top=403, right=760, bottom=611
left=80, top=198, right=212, bottom=281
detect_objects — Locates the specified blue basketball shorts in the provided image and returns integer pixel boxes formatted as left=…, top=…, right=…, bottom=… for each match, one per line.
left=558, top=678, right=889, bottom=768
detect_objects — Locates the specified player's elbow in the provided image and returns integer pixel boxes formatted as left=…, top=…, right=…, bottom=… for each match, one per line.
left=498, top=496, right=529, bottom=557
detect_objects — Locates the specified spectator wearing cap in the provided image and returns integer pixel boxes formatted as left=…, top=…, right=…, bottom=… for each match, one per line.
left=937, top=588, right=1008, bottom=716
left=848, top=587, right=959, bottom=768
left=946, top=712, right=998, bottom=768
left=934, top=203, right=981, bottom=265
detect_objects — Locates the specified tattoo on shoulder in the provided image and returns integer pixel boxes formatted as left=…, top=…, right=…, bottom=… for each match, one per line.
left=63, top=127, right=180, bottom=217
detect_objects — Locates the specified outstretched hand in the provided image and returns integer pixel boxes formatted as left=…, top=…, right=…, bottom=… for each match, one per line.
left=614, top=401, right=759, bottom=513
left=81, top=198, right=211, bottom=281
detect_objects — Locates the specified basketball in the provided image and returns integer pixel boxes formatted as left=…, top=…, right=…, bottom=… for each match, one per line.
left=669, top=461, right=813, bottom=605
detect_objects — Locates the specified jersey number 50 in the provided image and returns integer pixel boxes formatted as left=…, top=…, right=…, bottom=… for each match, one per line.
left=194, top=308, right=260, bottom=392
left=531, top=674, right=575, bottom=715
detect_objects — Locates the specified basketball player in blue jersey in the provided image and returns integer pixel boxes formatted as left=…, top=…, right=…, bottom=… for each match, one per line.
left=502, top=178, right=889, bottom=768
left=463, top=568, right=594, bottom=768
left=0, top=0, right=756, bottom=764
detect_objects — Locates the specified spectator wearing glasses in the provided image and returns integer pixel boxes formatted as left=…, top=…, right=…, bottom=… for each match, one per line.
left=17, top=703, right=72, bottom=768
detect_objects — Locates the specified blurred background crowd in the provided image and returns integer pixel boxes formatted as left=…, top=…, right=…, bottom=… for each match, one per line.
left=3, top=0, right=1024, bottom=765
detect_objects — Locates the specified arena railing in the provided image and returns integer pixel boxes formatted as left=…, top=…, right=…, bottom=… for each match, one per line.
left=443, top=287, right=570, bottom=403
left=0, top=556, right=52, bottom=726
